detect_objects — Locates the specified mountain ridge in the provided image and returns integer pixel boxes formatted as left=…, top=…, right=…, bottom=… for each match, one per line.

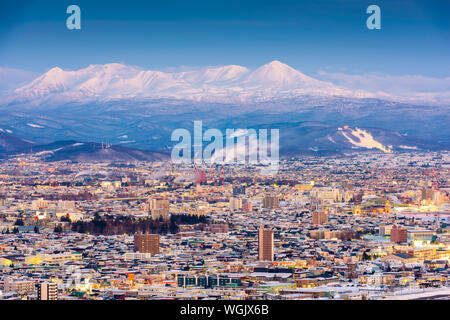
left=0, top=61, right=448, bottom=155
left=5, top=61, right=374, bottom=106
left=0, top=138, right=170, bottom=162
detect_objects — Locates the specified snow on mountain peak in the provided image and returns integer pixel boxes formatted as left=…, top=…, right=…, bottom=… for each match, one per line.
left=47, top=66, right=64, bottom=73
left=243, top=60, right=331, bottom=89
left=11, top=61, right=368, bottom=104
left=15, top=66, right=74, bottom=97
left=179, top=65, right=250, bottom=85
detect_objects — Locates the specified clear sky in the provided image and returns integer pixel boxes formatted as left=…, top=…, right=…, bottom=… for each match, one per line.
left=0, top=0, right=449, bottom=77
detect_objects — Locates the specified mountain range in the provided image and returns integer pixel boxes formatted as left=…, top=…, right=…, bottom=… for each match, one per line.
left=0, top=133, right=169, bottom=162
left=2, top=61, right=374, bottom=106
left=0, top=60, right=448, bottom=159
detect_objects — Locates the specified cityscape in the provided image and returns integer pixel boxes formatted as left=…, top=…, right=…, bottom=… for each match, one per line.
left=0, top=151, right=449, bottom=300
left=0, top=0, right=449, bottom=306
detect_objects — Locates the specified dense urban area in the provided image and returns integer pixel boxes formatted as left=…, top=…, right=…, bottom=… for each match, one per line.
left=0, top=151, right=449, bottom=300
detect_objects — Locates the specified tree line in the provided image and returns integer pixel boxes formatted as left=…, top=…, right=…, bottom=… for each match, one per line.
left=71, top=214, right=207, bottom=235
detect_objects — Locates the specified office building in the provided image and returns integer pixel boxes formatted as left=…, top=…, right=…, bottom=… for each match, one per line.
left=258, top=227, right=274, bottom=261
left=134, top=234, right=160, bottom=255
left=263, top=195, right=279, bottom=209
left=147, top=198, right=170, bottom=220
left=312, top=210, right=328, bottom=225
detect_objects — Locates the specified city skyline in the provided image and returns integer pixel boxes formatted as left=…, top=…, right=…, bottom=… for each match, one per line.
left=0, top=0, right=449, bottom=305
left=0, top=152, right=449, bottom=301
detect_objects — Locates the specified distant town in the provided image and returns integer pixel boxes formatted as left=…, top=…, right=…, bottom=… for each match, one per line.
left=0, top=151, right=449, bottom=300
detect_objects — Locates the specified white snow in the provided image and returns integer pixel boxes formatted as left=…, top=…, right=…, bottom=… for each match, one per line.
left=340, top=127, right=393, bottom=153
left=398, top=145, right=419, bottom=150
left=35, top=147, right=63, bottom=156
left=27, top=123, right=44, bottom=128
left=12, top=61, right=374, bottom=105
left=0, top=128, right=13, bottom=134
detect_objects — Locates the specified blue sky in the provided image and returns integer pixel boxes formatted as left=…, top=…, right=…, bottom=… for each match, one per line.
left=0, top=0, right=449, bottom=77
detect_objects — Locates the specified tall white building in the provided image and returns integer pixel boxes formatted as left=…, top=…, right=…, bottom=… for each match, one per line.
left=37, top=282, right=58, bottom=300
left=229, top=197, right=243, bottom=211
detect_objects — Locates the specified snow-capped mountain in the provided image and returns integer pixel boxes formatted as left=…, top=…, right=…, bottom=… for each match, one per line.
left=0, top=60, right=448, bottom=155
left=243, top=61, right=331, bottom=88
left=9, top=61, right=373, bottom=105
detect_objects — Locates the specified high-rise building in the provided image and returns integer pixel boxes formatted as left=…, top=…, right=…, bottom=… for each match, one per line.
left=312, top=210, right=328, bottom=225
left=263, top=195, right=279, bottom=209
left=229, top=197, right=243, bottom=211
left=391, top=225, right=407, bottom=243
left=134, top=234, right=160, bottom=255
left=147, top=198, right=170, bottom=220
left=258, top=227, right=274, bottom=261
left=37, top=282, right=58, bottom=300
